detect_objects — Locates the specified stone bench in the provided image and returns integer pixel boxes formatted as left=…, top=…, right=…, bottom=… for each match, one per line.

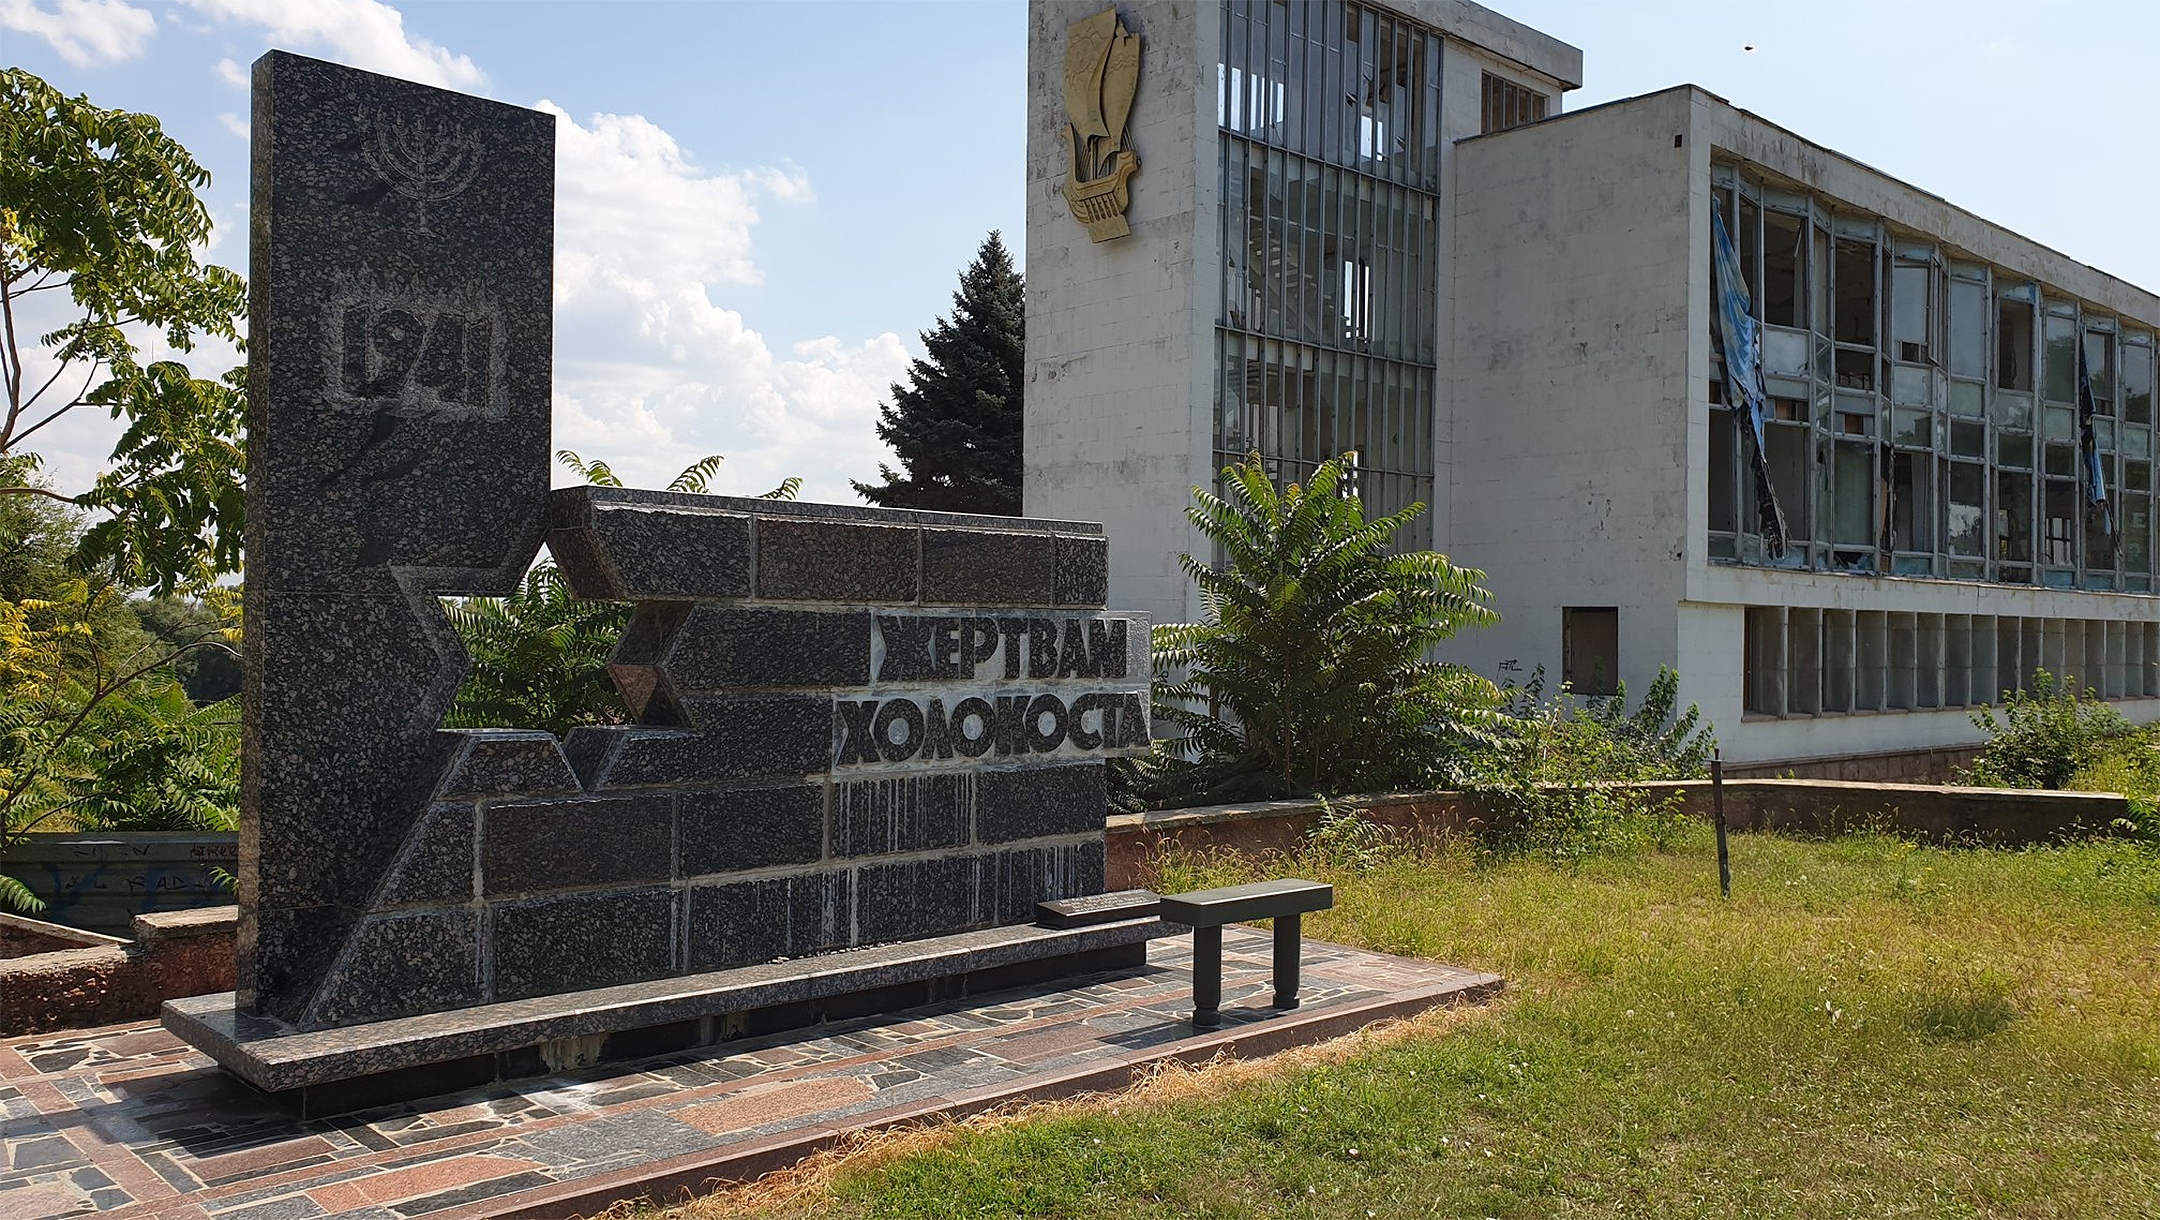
left=1158, top=878, right=1334, bottom=1027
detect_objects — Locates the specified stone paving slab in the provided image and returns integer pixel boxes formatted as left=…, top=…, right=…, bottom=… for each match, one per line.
left=1, top=930, right=1500, bottom=1220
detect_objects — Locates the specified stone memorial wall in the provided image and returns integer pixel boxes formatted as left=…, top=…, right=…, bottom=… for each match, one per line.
left=241, top=51, right=555, bottom=1028
left=229, top=53, right=1150, bottom=1038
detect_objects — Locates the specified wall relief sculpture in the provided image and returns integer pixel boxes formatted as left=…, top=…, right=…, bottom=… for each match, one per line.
left=1062, top=7, right=1141, bottom=242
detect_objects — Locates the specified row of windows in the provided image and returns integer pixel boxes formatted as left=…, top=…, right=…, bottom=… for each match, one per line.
left=1742, top=607, right=2160, bottom=718
left=1479, top=72, right=1548, bottom=135
left=1214, top=0, right=1443, bottom=540
left=1219, top=138, right=1439, bottom=365
left=1217, top=0, right=1445, bottom=191
left=1212, top=332, right=1437, bottom=546
left=1708, top=163, right=2160, bottom=592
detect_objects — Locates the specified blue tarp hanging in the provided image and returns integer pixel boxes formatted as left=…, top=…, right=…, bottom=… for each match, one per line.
left=1710, top=207, right=1788, bottom=557
left=2078, top=337, right=2114, bottom=536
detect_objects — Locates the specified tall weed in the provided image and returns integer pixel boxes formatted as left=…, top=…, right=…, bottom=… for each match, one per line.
left=1467, top=667, right=1709, bottom=864
left=1967, top=669, right=2134, bottom=790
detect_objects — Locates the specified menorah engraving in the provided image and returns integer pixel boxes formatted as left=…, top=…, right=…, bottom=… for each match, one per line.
left=361, top=112, right=483, bottom=232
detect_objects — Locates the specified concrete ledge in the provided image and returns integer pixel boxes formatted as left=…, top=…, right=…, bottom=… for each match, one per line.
left=0, top=911, right=128, bottom=957
left=167, top=916, right=1173, bottom=1110
left=1, top=905, right=236, bottom=1036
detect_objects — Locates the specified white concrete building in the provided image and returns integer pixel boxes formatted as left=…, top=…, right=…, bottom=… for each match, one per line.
left=1024, top=0, right=2160, bottom=772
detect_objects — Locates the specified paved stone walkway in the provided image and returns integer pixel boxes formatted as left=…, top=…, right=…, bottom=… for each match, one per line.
left=2, top=929, right=1499, bottom=1220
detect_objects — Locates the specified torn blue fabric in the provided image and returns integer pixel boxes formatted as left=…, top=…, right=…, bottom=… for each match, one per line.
left=2078, top=338, right=2114, bottom=535
left=1710, top=207, right=1788, bottom=557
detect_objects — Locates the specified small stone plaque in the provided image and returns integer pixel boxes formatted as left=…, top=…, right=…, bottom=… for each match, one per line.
left=1036, top=889, right=1161, bottom=929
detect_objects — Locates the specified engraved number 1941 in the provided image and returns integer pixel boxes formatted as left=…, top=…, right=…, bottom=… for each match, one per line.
left=339, top=305, right=493, bottom=410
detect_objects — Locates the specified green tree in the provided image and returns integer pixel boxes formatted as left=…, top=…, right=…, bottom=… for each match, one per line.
left=1143, top=452, right=1501, bottom=805
left=133, top=595, right=243, bottom=704
left=852, top=231, right=1023, bottom=515
left=443, top=561, right=628, bottom=739
left=1, top=67, right=246, bottom=594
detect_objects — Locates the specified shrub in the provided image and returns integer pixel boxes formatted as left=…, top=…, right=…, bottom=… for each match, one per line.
left=1467, top=667, right=1712, bottom=863
left=1966, top=670, right=2133, bottom=790
left=1142, top=453, right=1500, bottom=806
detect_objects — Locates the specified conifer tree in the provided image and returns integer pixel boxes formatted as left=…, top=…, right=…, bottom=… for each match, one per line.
left=853, top=231, right=1024, bottom=514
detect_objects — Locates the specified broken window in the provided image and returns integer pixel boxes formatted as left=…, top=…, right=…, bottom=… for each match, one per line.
left=1563, top=607, right=1620, bottom=697
left=1766, top=422, right=1810, bottom=540
left=1708, top=406, right=1737, bottom=537
left=1762, top=210, right=1805, bottom=328
left=1949, top=277, right=1987, bottom=380
left=2087, top=499, right=2119, bottom=576
left=1738, top=198, right=1761, bottom=309
left=1944, top=462, right=1984, bottom=557
left=1833, top=238, right=1875, bottom=345
left=1834, top=348, right=1874, bottom=391
left=1702, top=162, right=2160, bottom=593
left=2044, top=478, right=2078, bottom=568
left=1891, top=452, right=1938, bottom=558
left=2125, top=494, right=2153, bottom=591
left=1891, top=257, right=1934, bottom=364
left=2044, top=308, right=2078, bottom=403
left=1810, top=225, right=1831, bottom=335
left=1997, top=470, right=2034, bottom=566
left=1832, top=439, right=1874, bottom=548
left=2126, top=336, right=2154, bottom=425
left=1996, top=288, right=2035, bottom=391
left=2082, top=326, right=2115, bottom=411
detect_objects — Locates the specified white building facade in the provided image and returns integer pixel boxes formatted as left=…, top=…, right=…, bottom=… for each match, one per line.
left=1024, top=1, right=2160, bottom=771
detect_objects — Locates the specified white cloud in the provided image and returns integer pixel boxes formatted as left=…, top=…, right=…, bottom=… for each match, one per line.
left=213, top=56, right=247, bottom=88
left=181, top=0, right=484, bottom=90
left=546, top=106, right=902, bottom=503
left=0, top=0, right=157, bottom=66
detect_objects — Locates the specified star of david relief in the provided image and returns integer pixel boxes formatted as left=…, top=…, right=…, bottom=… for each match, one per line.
left=270, top=485, right=1149, bottom=1032
left=225, top=51, right=1151, bottom=1059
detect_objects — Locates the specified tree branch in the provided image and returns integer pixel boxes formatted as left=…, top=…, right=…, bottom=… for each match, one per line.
left=0, top=631, right=205, bottom=826
left=1, top=264, right=22, bottom=429
left=0, top=484, right=81, bottom=504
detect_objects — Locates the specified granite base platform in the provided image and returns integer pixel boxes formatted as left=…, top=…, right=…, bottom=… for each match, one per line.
left=166, top=917, right=1167, bottom=1117
left=3, top=929, right=1501, bottom=1220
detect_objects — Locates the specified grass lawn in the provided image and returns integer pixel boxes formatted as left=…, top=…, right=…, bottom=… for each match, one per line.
left=668, top=828, right=2160, bottom=1219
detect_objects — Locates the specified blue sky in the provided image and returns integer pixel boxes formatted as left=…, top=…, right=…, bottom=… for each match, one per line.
left=6, top=0, right=2155, bottom=503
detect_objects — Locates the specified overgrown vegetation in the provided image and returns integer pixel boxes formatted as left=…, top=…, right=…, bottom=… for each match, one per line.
left=1127, top=453, right=1713, bottom=866
left=0, top=71, right=247, bottom=913
left=683, top=828, right=2160, bottom=1220
left=1140, top=452, right=1501, bottom=807
left=1965, top=668, right=2136, bottom=790
left=0, top=463, right=238, bottom=911
left=1465, top=666, right=1712, bottom=863
left=1958, top=668, right=2160, bottom=839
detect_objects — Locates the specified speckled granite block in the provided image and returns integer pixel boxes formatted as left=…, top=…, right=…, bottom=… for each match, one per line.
left=679, top=784, right=824, bottom=875
left=482, top=796, right=674, bottom=895
left=239, top=49, right=554, bottom=1026
left=757, top=518, right=920, bottom=602
left=977, top=763, right=1108, bottom=844
left=492, top=888, right=677, bottom=1001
